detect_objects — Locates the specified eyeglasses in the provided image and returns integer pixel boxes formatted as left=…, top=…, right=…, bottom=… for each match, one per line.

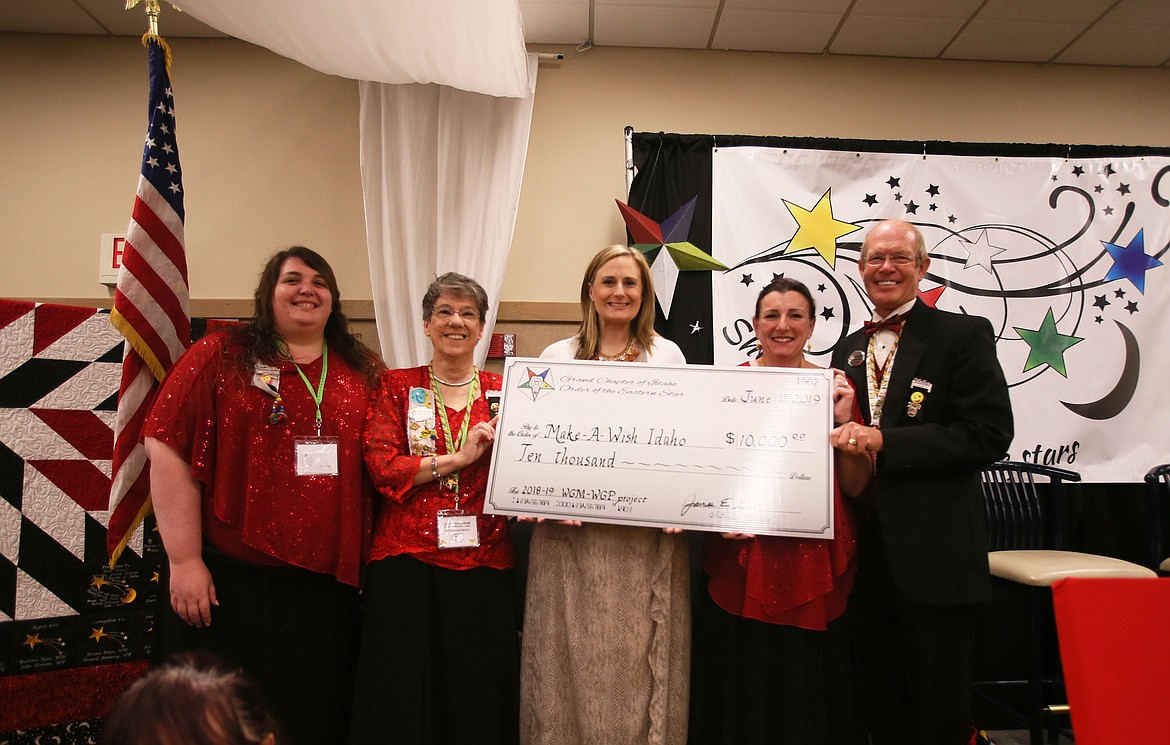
left=864, top=253, right=917, bottom=267
left=432, top=308, right=480, bottom=322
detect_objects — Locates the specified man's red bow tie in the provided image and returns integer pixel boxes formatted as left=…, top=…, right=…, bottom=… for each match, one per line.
left=863, top=314, right=904, bottom=336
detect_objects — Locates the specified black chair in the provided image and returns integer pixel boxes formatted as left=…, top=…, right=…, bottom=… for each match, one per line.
left=977, top=461, right=1156, bottom=745
left=1144, top=463, right=1170, bottom=575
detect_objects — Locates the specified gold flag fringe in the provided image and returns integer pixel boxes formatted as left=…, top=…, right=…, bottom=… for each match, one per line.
left=141, top=33, right=173, bottom=77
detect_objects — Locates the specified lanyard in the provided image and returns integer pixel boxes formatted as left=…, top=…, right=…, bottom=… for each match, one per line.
left=291, top=341, right=329, bottom=436
left=865, top=330, right=900, bottom=428
left=429, top=365, right=479, bottom=499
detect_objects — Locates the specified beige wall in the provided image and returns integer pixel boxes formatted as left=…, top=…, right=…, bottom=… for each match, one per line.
left=3, top=34, right=1169, bottom=312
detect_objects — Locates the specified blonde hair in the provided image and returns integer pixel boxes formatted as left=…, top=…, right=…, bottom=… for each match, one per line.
left=574, top=245, right=658, bottom=360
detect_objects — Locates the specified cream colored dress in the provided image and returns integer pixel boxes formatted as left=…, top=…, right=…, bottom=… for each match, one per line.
left=519, top=336, right=691, bottom=745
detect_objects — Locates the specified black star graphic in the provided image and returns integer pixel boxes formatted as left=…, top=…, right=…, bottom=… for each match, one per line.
left=904, top=200, right=919, bottom=214
left=772, top=272, right=784, bottom=282
left=820, top=306, right=835, bottom=321
left=1117, top=183, right=1131, bottom=195
left=1051, top=175, right=1059, bottom=182
left=926, top=184, right=940, bottom=197
left=1092, top=294, right=1110, bottom=310
left=863, top=194, right=878, bottom=206
left=1103, top=206, right=1114, bottom=216
left=1072, top=165, right=1084, bottom=177
left=1094, top=185, right=1104, bottom=193
left=894, top=192, right=903, bottom=202
left=741, top=273, right=754, bottom=287
left=1094, top=315, right=1104, bottom=324
left=1115, top=288, right=1127, bottom=299
left=817, top=284, right=826, bottom=292
left=948, top=214, right=957, bottom=224
left=1125, top=300, right=1139, bottom=314
left=1103, top=164, right=1116, bottom=177
left=928, top=203, right=938, bottom=211
left=886, top=176, right=900, bottom=188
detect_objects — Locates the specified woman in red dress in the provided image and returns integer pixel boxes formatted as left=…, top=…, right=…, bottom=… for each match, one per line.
left=349, top=272, right=518, bottom=745
left=691, top=277, right=872, bottom=745
left=144, top=246, right=383, bottom=745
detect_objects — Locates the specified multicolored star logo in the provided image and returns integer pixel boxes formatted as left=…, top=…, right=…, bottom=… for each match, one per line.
left=516, top=367, right=554, bottom=402
left=617, top=196, right=729, bottom=318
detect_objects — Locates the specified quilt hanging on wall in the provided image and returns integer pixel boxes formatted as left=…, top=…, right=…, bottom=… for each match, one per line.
left=629, top=135, right=1169, bottom=482
left=0, top=299, right=160, bottom=680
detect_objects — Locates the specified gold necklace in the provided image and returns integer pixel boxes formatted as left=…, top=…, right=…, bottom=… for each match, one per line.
left=596, top=337, right=639, bottom=362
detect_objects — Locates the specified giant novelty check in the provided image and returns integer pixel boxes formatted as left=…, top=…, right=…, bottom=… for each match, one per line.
left=484, top=358, right=836, bottom=538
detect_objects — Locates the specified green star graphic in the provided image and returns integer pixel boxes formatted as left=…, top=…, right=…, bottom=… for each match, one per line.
left=1014, top=308, right=1083, bottom=377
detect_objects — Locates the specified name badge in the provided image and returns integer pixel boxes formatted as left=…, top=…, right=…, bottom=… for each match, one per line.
left=295, top=436, right=339, bottom=476
left=436, top=510, right=480, bottom=549
left=253, top=363, right=281, bottom=396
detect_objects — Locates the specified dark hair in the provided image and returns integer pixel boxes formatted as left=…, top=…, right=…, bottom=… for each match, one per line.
left=753, top=276, right=816, bottom=319
left=101, top=651, right=284, bottom=745
left=421, top=272, right=490, bottom=320
left=574, top=245, right=657, bottom=360
left=238, top=246, right=383, bottom=385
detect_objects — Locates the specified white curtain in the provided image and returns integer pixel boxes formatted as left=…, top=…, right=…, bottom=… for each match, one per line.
left=360, top=56, right=538, bottom=369
left=174, top=0, right=531, bottom=98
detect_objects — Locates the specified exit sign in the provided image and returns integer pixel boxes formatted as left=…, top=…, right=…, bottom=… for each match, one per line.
left=99, top=233, right=128, bottom=285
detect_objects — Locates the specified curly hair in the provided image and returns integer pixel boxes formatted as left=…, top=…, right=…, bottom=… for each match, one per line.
left=235, top=246, right=383, bottom=385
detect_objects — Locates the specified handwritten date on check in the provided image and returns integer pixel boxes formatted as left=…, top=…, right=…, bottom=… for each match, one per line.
left=484, top=358, right=835, bottom=539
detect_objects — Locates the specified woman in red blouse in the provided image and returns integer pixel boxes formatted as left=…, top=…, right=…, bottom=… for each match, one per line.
left=144, top=246, right=383, bottom=745
left=691, top=277, right=872, bottom=745
left=349, top=272, right=517, bottom=745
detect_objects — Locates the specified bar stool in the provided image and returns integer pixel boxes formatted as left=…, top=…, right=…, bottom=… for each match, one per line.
left=978, top=461, right=1156, bottom=745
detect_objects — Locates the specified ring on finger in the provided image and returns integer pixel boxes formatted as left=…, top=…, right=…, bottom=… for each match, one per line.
left=847, top=438, right=858, bottom=446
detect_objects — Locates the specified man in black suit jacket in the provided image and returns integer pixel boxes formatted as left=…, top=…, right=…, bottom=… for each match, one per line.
left=830, top=219, right=1014, bottom=745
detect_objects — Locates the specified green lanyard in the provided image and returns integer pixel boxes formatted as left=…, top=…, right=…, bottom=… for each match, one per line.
left=291, top=341, right=329, bottom=436
left=429, top=365, right=479, bottom=496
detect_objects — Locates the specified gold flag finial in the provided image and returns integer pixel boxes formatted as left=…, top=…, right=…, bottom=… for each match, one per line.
left=126, top=0, right=163, bottom=37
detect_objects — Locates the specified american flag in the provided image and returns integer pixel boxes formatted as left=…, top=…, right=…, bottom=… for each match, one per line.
left=107, top=35, right=191, bottom=563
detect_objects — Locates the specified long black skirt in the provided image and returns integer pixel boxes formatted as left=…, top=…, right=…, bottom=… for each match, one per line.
left=687, top=575, right=866, bottom=745
left=348, top=555, right=520, bottom=745
left=160, top=551, right=361, bottom=745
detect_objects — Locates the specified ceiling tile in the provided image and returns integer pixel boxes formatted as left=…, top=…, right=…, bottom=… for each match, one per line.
left=522, top=2, right=589, bottom=44
left=1101, top=0, right=1170, bottom=25
left=831, top=15, right=965, bottom=58
left=1056, top=22, right=1170, bottom=66
left=598, top=0, right=720, bottom=7
left=713, top=9, right=840, bottom=53
left=977, top=0, right=1117, bottom=24
left=848, top=0, right=984, bottom=19
left=0, top=0, right=107, bottom=35
left=594, top=5, right=717, bottom=48
left=78, top=0, right=228, bottom=38
left=723, top=0, right=851, bottom=11
left=945, top=19, right=1085, bottom=63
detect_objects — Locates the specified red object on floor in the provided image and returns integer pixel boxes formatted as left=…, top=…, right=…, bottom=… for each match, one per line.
left=1051, top=577, right=1170, bottom=745
left=0, top=661, right=148, bottom=732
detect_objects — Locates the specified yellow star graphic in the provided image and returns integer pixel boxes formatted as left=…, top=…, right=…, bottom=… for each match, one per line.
left=23, top=633, right=41, bottom=650
left=91, top=575, right=110, bottom=590
left=90, top=627, right=109, bottom=643
left=782, top=188, right=861, bottom=268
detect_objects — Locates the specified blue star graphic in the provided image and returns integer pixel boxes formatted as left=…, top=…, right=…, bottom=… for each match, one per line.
left=1103, top=229, right=1163, bottom=294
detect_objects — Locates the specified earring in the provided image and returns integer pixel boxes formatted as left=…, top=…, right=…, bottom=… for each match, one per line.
left=806, top=338, right=813, bottom=352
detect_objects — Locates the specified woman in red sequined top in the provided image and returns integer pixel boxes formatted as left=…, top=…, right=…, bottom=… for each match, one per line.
left=690, top=277, right=873, bottom=745
left=349, top=272, right=518, bottom=745
left=143, top=246, right=383, bottom=745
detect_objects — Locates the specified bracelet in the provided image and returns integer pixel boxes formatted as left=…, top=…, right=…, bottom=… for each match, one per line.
left=430, top=456, right=439, bottom=482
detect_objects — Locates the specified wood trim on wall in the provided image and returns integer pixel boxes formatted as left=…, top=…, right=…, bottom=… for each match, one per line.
left=8, top=298, right=580, bottom=324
